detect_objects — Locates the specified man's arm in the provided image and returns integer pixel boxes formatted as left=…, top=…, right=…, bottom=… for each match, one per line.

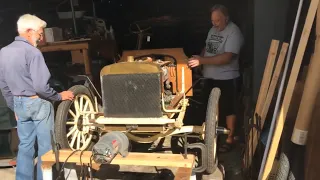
left=29, top=52, right=62, bottom=101
left=0, top=68, right=14, bottom=111
left=198, top=29, right=244, bottom=66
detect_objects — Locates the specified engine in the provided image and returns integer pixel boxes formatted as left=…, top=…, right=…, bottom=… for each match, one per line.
left=134, top=57, right=176, bottom=105
left=99, top=55, right=177, bottom=118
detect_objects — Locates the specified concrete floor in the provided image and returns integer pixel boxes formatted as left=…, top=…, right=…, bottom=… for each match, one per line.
left=0, top=167, right=15, bottom=180
left=0, top=158, right=15, bottom=180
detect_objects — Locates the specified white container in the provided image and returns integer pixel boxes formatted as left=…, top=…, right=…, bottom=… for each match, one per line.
left=44, top=27, right=63, bottom=43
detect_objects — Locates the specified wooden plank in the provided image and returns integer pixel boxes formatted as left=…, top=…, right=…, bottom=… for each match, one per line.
left=174, top=167, right=193, bottom=180
left=256, top=40, right=280, bottom=114
left=41, top=150, right=195, bottom=168
left=291, top=1, right=320, bottom=146
left=261, top=43, right=288, bottom=129
left=304, top=5, right=320, bottom=179
left=305, top=91, right=320, bottom=180
left=41, top=162, right=55, bottom=180
left=38, top=42, right=89, bottom=52
left=247, top=43, right=288, bottom=168
left=71, top=50, right=84, bottom=64
left=46, top=38, right=91, bottom=44
left=244, top=40, right=279, bottom=168
left=261, top=0, right=319, bottom=178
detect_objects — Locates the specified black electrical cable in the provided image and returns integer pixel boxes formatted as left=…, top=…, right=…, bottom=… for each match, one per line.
left=81, top=151, right=94, bottom=180
left=79, top=150, right=85, bottom=179
left=54, top=148, right=112, bottom=180
left=89, top=154, right=94, bottom=179
left=56, top=150, right=80, bottom=180
left=88, top=164, right=93, bottom=180
left=79, top=150, right=94, bottom=180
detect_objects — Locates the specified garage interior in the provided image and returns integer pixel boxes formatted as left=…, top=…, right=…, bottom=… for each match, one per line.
left=0, top=0, right=320, bottom=179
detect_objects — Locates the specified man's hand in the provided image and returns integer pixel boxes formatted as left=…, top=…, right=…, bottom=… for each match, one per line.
left=188, top=55, right=202, bottom=68
left=60, top=91, right=74, bottom=101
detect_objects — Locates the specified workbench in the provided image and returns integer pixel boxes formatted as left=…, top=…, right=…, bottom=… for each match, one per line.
left=38, top=39, right=92, bottom=79
left=41, top=149, right=196, bottom=180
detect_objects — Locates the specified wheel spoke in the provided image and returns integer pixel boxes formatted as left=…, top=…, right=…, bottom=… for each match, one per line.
left=80, top=96, right=84, bottom=113
left=66, top=121, right=75, bottom=125
left=70, top=130, right=79, bottom=147
left=69, top=110, right=77, bottom=119
left=84, top=114, right=90, bottom=122
left=67, top=127, right=76, bottom=137
left=77, top=132, right=81, bottom=149
left=74, top=98, right=80, bottom=116
left=83, top=100, right=89, bottom=113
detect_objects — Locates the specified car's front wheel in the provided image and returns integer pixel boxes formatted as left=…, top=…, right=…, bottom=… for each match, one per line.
left=55, top=85, right=98, bottom=151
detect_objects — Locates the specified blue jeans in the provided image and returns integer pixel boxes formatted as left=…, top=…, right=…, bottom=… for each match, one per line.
left=14, top=96, right=54, bottom=180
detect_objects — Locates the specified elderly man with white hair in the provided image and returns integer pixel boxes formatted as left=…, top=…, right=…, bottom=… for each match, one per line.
left=0, top=14, right=74, bottom=179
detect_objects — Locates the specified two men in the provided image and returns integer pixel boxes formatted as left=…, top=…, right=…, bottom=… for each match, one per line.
left=0, top=14, right=74, bottom=179
left=189, top=5, right=244, bottom=152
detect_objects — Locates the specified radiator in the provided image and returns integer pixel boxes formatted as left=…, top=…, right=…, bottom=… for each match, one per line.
left=101, top=63, right=162, bottom=118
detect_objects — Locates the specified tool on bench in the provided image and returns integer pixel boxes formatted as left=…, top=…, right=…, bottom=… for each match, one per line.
left=92, top=131, right=130, bottom=164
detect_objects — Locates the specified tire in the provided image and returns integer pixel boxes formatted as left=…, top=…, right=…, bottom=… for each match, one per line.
left=205, top=88, right=221, bottom=174
left=55, top=85, right=98, bottom=151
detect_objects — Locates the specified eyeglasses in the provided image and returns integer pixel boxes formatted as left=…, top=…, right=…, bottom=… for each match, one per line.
left=28, top=29, right=43, bottom=37
left=34, top=31, right=43, bottom=37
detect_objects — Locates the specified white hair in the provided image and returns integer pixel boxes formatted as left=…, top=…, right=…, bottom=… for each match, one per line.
left=17, top=14, right=47, bottom=34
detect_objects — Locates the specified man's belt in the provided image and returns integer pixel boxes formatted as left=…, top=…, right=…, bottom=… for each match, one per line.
left=15, top=95, right=39, bottom=99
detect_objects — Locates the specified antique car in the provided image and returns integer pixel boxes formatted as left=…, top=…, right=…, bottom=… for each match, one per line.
left=54, top=48, right=228, bottom=174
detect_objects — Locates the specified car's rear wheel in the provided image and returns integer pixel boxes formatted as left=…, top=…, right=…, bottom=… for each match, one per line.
left=205, top=88, right=221, bottom=174
left=55, top=85, right=97, bottom=151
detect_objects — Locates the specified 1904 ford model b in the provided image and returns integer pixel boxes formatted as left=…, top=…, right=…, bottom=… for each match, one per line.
left=54, top=48, right=229, bottom=174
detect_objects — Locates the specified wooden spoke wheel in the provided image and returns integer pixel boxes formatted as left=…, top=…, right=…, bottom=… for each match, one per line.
left=55, top=85, right=97, bottom=151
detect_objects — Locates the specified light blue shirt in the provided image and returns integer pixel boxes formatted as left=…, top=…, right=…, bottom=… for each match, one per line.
left=0, top=36, right=61, bottom=110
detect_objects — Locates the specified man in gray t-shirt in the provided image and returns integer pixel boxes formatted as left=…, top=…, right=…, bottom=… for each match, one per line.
left=188, top=4, right=244, bottom=153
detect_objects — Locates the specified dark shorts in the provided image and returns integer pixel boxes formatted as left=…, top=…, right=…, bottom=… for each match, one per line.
left=202, top=78, right=239, bottom=118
